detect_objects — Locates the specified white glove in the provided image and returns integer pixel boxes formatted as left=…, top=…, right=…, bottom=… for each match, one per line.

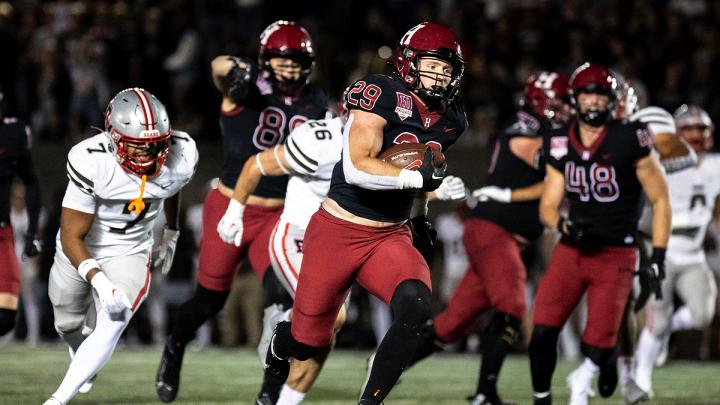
left=434, top=176, right=467, bottom=200
left=154, top=226, right=180, bottom=275
left=90, top=272, right=131, bottom=315
left=217, top=198, right=246, bottom=247
left=472, top=186, right=512, bottom=203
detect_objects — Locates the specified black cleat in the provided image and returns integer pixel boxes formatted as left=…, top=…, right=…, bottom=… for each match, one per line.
left=467, top=392, right=516, bottom=405
left=532, top=393, right=552, bottom=405
left=255, top=391, right=279, bottom=405
left=598, top=362, right=618, bottom=398
left=156, top=341, right=185, bottom=403
left=263, top=321, right=290, bottom=387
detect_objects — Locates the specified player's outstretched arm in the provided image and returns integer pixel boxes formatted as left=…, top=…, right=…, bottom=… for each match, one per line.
left=636, top=154, right=670, bottom=249
left=231, top=146, right=293, bottom=205
left=539, top=164, right=565, bottom=230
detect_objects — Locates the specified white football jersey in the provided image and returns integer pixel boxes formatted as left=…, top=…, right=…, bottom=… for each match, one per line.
left=281, top=117, right=344, bottom=229
left=640, top=153, right=720, bottom=265
left=56, top=131, right=198, bottom=264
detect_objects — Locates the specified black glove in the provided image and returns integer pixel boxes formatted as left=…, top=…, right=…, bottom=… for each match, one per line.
left=409, top=216, right=437, bottom=264
left=634, top=247, right=666, bottom=311
left=224, top=56, right=256, bottom=103
left=557, top=217, right=592, bottom=241
left=23, top=234, right=42, bottom=258
left=418, top=148, right=447, bottom=192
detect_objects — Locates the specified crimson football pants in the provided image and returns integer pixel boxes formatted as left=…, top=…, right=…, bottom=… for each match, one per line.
left=292, top=208, right=431, bottom=347
left=196, top=188, right=282, bottom=291
left=0, top=225, right=20, bottom=296
left=434, top=218, right=526, bottom=343
left=533, top=240, right=636, bottom=348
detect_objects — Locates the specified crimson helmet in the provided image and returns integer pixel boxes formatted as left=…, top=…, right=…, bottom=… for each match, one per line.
left=674, top=104, right=714, bottom=152
left=258, top=20, right=314, bottom=94
left=104, top=88, right=171, bottom=177
left=569, top=63, right=618, bottom=126
left=394, top=22, right=464, bottom=104
left=523, top=71, right=570, bottom=125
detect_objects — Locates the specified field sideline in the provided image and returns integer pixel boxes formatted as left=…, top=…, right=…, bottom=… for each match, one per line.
left=2, top=343, right=719, bottom=404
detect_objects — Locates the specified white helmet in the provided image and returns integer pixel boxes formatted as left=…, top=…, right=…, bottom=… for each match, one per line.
left=104, top=88, right=171, bottom=176
left=674, top=104, right=714, bottom=151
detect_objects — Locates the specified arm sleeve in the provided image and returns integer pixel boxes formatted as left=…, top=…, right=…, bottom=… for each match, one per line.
left=284, top=122, right=321, bottom=176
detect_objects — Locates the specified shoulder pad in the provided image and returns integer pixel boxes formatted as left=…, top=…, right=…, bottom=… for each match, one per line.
left=631, top=106, right=676, bottom=135
left=168, top=130, right=199, bottom=174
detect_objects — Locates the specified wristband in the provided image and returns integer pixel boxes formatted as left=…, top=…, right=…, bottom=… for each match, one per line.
left=78, top=258, right=100, bottom=281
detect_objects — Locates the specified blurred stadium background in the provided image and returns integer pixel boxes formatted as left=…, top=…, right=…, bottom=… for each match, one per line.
left=2, top=0, right=720, bottom=403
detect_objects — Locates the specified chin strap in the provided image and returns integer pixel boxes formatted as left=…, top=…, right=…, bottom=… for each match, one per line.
left=128, top=174, right=147, bottom=215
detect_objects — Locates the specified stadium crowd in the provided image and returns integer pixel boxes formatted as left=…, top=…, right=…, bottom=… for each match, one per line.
left=1, top=0, right=720, bottom=404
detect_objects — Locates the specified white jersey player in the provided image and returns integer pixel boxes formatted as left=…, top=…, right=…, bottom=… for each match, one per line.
left=631, top=105, right=719, bottom=399
left=44, top=88, right=198, bottom=405
left=217, top=109, right=465, bottom=404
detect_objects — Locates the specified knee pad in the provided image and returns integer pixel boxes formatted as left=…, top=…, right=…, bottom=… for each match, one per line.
left=390, top=280, right=432, bottom=331
left=263, top=267, right=293, bottom=309
left=581, top=342, right=617, bottom=367
left=0, top=309, right=16, bottom=336
left=487, top=312, right=522, bottom=346
left=194, top=285, right=231, bottom=316
left=529, top=325, right=560, bottom=354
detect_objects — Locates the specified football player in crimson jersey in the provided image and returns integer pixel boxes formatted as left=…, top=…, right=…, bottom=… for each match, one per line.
left=528, top=63, right=670, bottom=405
left=44, top=88, right=198, bottom=405
left=156, top=21, right=329, bottom=403
left=400, top=71, right=571, bottom=405
left=260, top=22, right=466, bottom=405
left=0, top=89, right=42, bottom=338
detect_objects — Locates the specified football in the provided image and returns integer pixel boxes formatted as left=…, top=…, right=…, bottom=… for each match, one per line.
left=378, top=143, right=445, bottom=170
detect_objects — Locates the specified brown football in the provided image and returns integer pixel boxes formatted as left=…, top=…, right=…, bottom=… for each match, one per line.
left=378, top=143, right=445, bottom=170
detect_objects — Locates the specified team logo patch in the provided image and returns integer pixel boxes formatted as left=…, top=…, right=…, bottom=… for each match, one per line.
left=550, top=136, right=568, bottom=159
left=394, top=92, right=413, bottom=121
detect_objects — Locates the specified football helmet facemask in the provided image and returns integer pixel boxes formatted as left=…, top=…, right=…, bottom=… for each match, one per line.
left=569, top=63, right=618, bottom=127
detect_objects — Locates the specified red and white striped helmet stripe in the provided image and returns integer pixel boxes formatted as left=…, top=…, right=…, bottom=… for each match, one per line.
left=131, top=87, right=155, bottom=130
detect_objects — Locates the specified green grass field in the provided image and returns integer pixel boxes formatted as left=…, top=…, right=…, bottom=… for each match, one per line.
left=2, top=343, right=719, bottom=404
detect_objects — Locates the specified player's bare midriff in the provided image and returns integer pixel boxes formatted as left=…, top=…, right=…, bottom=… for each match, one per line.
left=217, top=181, right=284, bottom=207
left=322, top=198, right=407, bottom=228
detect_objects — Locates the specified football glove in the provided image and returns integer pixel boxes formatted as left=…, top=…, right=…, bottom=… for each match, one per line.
left=419, top=148, right=447, bottom=192
left=472, top=186, right=512, bottom=203
left=224, top=56, right=256, bottom=103
left=90, top=272, right=131, bottom=315
left=434, top=176, right=466, bottom=200
left=409, top=216, right=437, bottom=264
left=154, top=226, right=180, bottom=275
left=23, top=234, right=42, bottom=258
left=634, top=247, right=666, bottom=311
left=217, top=198, right=245, bottom=247
left=557, top=217, right=592, bottom=241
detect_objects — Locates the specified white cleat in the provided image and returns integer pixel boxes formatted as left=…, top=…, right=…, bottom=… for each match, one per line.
left=655, top=335, right=670, bottom=367
left=567, top=368, right=596, bottom=405
left=623, top=378, right=651, bottom=404
left=43, top=397, right=63, bottom=405
left=257, top=304, right=287, bottom=366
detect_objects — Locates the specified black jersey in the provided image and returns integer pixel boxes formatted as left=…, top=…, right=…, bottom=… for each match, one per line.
left=328, top=74, right=467, bottom=222
left=472, top=107, right=547, bottom=240
left=219, top=76, right=328, bottom=198
left=545, top=119, right=653, bottom=246
left=0, top=117, right=40, bottom=233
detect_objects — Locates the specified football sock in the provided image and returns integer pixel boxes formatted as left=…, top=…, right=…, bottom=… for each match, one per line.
left=0, top=308, right=17, bottom=336
left=169, top=285, right=229, bottom=346
left=277, top=384, right=306, bottom=405
left=360, top=280, right=431, bottom=403
left=477, top=313, right=520, bottom=396
left=617, top=355, right=633, bottom=388
left=634, top=328, right=662, bottom=392
left=576, top=357, right=600, bottom=379
left=670, top=305, right=694, bottom=331
left=52, top=308, right=130, bottom=403
left=529, top=325, right=560, bottom=393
